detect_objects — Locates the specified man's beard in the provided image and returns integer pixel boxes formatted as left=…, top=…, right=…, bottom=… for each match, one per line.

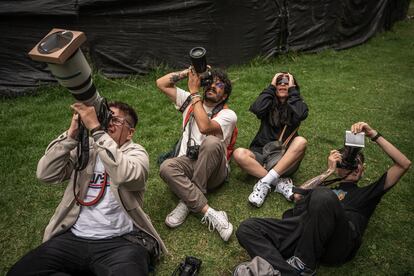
left=203, top=87, right=221, bottom=103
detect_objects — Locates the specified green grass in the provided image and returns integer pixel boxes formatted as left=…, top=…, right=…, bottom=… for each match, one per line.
left=1, top=19, right=414, bottom=276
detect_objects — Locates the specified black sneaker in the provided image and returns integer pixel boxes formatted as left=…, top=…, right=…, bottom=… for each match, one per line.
left=286, top=256, right=315, bottom=276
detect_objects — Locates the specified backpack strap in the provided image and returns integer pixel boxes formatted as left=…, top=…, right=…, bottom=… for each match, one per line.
left=277, top=125, right=288, bottom=142
left=282, top=126, right=299, bottom=147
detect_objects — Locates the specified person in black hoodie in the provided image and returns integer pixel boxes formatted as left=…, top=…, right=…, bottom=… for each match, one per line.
left=233, top=72, right=308, bottom=207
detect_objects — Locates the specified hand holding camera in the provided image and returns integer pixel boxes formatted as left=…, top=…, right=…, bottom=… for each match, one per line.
left=337, top=130, right=365, bottom=170
left=188, top=68, right=201, bottom=94
left=68, top=113, right=80, bottom=139
left=189, top=47, right=213, bottom=87
left=327, top=150, right=342, bottom=172
left=351, top=122, right=377, bottom=139
left=71, top=103, right=101, bottom=131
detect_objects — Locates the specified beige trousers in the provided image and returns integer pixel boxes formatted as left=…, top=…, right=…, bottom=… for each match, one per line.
left=159, top=136, right=228, bottom=213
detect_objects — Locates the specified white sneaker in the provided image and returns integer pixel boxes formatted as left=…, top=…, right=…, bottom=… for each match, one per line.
left=248, top=180, right=272, bottom=207
left=165, top=201, right=190, bottom=228
left=201, top=209, right=233, bottom=241
left=274, top=177, right=294, bottom=201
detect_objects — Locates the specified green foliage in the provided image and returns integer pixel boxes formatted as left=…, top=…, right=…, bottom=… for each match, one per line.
left=1, top=19, right=413, bottom=276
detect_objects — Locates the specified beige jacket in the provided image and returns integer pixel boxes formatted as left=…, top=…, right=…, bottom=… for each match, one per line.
left=36, top=131, right=167, bottom=255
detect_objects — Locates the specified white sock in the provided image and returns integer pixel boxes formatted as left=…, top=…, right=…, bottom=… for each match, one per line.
left=206, top=207, right=215, bottom=216
left=261, top=169, right=280, bottom=185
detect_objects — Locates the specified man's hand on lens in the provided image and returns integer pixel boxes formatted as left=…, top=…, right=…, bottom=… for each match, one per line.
left=328, top=149, right=341, bottom=172
left=68, top=113, right=80, bottom=139
left=71, top=103, right=100, bottom=131
left=188, top=67, right=201, bottom=94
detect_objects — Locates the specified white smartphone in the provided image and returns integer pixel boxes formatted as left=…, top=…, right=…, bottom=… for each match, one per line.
left=345, top=131, right=365, bottom=148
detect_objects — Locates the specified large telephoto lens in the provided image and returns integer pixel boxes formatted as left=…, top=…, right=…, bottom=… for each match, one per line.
left=189, top=47, right=207, bottom=74
left=35, top=30, right=103, bottom=113
left=47, top=49, right=102, bottom=108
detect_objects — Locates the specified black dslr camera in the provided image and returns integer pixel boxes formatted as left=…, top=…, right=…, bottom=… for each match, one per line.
left=173, top=256, right=202, bottom=276
left=189, top=47, right=213, bottom=87
left=186, top=145, right=200, bottom=160
left=337, top=131, right=365, bottom=170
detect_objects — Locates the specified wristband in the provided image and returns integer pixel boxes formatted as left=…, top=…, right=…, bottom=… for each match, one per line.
left=192, top=99, right=202, bottom=106
left=371, top=132, right=382, bottom=142
left=191, top=93, right=201, bottom=99
left=90, top=125, right=104, bottom=135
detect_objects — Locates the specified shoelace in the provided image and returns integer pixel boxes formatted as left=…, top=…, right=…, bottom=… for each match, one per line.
left=287, top=256, right=305, bottom=270
left=254, top=181, right=271, bottom=196
left=201, top=212, right=228, bottom=232
left=171, top=203, right=188, bottom=218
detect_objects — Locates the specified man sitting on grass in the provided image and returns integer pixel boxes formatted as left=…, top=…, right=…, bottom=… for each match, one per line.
left=156, top=67, right=237, bottom=241
left=8, top=101, right=166, bottom=276
left=236, top=122, right=411, bottom=275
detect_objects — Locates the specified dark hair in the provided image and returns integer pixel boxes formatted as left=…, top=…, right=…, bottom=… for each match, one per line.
left=211, top=68, right=232, bottom=103
left=108, top=101, right=138, bottom=128
left=338, top=147, right=365, bottom=170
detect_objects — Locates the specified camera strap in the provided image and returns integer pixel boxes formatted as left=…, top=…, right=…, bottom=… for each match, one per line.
left=73, top=169, right=108, bottom=206
left=187, top=113, right=196, bottom=149
left=321, top=171, right=353, bottom=186
left=184, top=101, right=225, bottom=148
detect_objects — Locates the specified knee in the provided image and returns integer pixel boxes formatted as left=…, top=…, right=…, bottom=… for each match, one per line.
left=308, top=187, right=338, bottom=211
left=294, top=136, right=308, bottom=152
left=233, top=148, right=249, bottom=164
left=236, top=219, right=260, bottom=241
left=159, top=158, right=178, bottom=181
left=200, top=136, right=223, bottom=154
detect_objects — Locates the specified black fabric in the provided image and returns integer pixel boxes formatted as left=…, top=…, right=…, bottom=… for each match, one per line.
left=236, top=188, right=359, bottom=273
left=0, top=0, right=409, bottom=96
left=331, top=173, right=389, bottom=237
left=237, top=174, right=391, bottom=272
left=7, top=231, right=150, bottom=276
left=249, top=85, right=308, bottom=151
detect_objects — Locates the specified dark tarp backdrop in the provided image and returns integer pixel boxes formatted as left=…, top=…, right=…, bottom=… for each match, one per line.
left=0, top=0, right=409, bottom=97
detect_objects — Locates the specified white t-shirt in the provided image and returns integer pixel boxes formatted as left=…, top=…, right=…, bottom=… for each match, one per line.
left=175, top=87, right=237, bottom=161
left=71, top=155, right=133, bottom=239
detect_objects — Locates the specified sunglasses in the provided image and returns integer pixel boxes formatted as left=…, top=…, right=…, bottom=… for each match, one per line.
left=213, top=81, right=225, bottom=89
left=110, top=116, right=132, bottom=128
left=276, top=78, right=289, bottom=86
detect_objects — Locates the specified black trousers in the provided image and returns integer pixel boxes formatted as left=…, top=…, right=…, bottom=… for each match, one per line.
left=236, top=188, right=360, bottom=275
left=8, top=231, right=150, bottom=276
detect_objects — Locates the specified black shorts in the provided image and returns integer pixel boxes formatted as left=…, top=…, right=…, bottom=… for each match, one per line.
left=250, top=147, right=301, bottom=177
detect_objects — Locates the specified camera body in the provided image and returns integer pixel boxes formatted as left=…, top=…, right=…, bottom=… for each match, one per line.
left=337, top=131, right=365, bottom=170
left=186, top=145, right=200, bottom=160
left=189, top=47, right=213, bottom=87
left=175, top=256, right=202, bottom=276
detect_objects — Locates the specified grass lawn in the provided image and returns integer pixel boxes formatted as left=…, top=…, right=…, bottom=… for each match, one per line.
left=1, top=17, right=413, bottom=276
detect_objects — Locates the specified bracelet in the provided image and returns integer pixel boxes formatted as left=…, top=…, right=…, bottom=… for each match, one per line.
left=192, top=99, right=202, bottom=106
left=371, top=132, right=382, bottom=142
left=191, top=93, right=201, bottom=99
left=90, top=125, right=104, bottom=135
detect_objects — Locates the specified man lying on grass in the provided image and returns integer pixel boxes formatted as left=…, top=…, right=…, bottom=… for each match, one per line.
left=235, top=122, right=411, bottom=276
